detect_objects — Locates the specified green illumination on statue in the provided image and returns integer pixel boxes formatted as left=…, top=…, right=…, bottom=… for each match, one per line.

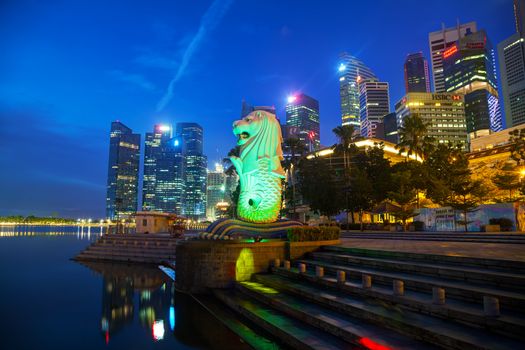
left=235, top=248, right=255, bottom=281
left=230, top=111, right=286, bottom=223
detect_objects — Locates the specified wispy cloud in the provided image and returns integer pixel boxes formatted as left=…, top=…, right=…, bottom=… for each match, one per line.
left=156, top=0, right=234, bottom=112
left=108, top=69, right=157, bottom=91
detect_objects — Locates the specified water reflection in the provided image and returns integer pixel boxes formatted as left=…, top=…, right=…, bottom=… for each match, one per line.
left=0, top=224, right=104, bottom=239
left=81, top=262, right=170, bottom=344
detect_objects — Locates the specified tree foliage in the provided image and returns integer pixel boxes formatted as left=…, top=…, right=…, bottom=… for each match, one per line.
left=296, top=156, right=343, bottom=217
left=509, top=128, right=525, bottom=165
left=396, top=114, right=431, bottom=160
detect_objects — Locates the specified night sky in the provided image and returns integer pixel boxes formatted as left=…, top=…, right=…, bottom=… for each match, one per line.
left=0, top=0, right=513, bottom=218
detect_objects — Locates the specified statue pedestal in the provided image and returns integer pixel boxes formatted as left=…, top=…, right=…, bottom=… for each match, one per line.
left=175, top=238, right=340, bottom=293
left=201, top=218, right=304, bottom=240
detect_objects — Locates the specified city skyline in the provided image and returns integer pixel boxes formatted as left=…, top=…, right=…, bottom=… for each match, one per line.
left=0, top=0, right=514, bottom=218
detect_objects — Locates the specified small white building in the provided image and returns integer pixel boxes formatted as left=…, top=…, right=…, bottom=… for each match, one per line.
left=135, top=211, right=184, bottom=234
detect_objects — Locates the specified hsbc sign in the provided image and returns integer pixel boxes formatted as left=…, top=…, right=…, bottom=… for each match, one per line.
left=431, top=94, right=462, bottom=101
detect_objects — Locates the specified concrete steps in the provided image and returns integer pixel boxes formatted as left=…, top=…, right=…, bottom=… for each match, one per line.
left=323, top=246, right=525, bottom=274
left=214, top=289, right=351, bottom=350
left=310, top=251, right=525, bottom=291
left=235, top=280, right=436, bottom=349
left=271, top=267, right=525, bottom=341
left=252, top=274, right=523, bottom=350
left=74, top=234, right=177, bottom=264
left=297, top=258, right=525, bottom=311
left=216, top=246, right=525, bottom=349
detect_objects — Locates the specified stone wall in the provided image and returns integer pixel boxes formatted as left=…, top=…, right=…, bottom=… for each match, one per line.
left=176, top=239, right=340, bottom=293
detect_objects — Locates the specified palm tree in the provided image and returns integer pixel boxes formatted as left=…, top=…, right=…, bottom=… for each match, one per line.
left=332, top=125, right=359, bottom=170
left=332, top=125, right=361, bottom=225
left=284, top=137, right=307, bottom=168
left=396, top=114, right=429, bottom=160
left=283, top=137, right=307, bottom=218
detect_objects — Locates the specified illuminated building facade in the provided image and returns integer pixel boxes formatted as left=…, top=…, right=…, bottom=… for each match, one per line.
left=154, top=136, right=185, bottom=214
left=338, top=52, right=376, bottom=127
left=404, top=52, right=430, bottom=93
left=428, top=21, right=477, bottom=92
left=142, top=125, right=172, bottom=211
left=106, top=121, right=140, bottom=220
left=206, top=163, right=226, bottom=221
left=359, top=79, right=390, bottom=138
left=285, top=93, right=320, bottom=151
left=176, top=123, right=207, bottom=220
left=395, top=92, right=468, bottom=147
left=142, top=124, right=185, bottom=214
left=498, top=1, right=525, bottom=127
left=443, top=29, right=502, bottom=134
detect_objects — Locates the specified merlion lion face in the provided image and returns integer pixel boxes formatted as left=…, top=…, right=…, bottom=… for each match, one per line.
left=232, top=113, right=263, bottom=146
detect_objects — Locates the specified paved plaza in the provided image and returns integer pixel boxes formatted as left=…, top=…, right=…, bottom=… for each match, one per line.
left=341, top=237, right=525, bottom=262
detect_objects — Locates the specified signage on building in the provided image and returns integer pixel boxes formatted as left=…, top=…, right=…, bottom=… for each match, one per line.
left=466, top=42, right=485, bottom=49
left=431, top=94, right=462, bottom=101
left=443, top=45, right=458, bottom=58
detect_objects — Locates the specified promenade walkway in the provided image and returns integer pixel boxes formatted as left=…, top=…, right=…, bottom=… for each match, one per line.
left=341, top=234, right=525, bottom=262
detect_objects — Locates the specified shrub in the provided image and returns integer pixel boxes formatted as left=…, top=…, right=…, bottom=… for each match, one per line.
left=287, top=226, right=341, bottom=242
left=489, top=218, right=513, bottom=231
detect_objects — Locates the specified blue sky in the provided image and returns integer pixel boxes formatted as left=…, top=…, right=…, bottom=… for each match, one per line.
left=0, top=0, right=513, bottom=218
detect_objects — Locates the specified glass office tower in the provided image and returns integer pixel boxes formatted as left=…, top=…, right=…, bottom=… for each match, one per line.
left=443, top=29, right=502, bottom=133
left=176, top=123, right=207, bottom=220
left=285, top=93, right=320, bottom=151
left=106, top=121, right=140, bottom=220
left=338, top=52, right=377, bottom=127
left=142, top=125, right=172, bottom=211
left=404, top=52, right=430, bottom=93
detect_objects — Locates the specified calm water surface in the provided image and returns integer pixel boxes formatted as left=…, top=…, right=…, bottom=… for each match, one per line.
left=0, top=225, right=246, bottom=350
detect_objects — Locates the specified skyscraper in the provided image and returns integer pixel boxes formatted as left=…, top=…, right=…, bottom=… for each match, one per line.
left=338, top=52, right=377, bottom=127
left=206, top=163, right=226, bottom=221
left=428, top=21, right=477, bottom=92
left=142, top=124, right=185, bottom=214
left=176, top=123, right=207, bottom=220
left=359, top=79, right=390, bottom=138
left=142, top=125, right=172, bottom=211
left=106, top=121, right=140, bottom=220
left=395, top=92, right=467, bottom=148
left=154, top=136, right=185, bottom=214
left=443, top=29, right=502, bottom=133
left=285, top=93, right=320, bottom=151
left=404, top=52, right=430, bottom=93
left=240, top=99, right=276, bottom=118
left=499, top=0, right=525, bottom=127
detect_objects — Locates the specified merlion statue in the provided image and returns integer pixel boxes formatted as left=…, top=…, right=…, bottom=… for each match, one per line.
left=230, top=111, right=285, bottom=223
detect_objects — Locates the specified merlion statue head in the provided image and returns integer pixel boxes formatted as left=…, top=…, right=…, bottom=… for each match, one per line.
left=232, top=111, right=285, bottom=177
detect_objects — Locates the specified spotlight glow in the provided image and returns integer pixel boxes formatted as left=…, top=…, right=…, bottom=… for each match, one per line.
left=338, top=63, right=346, bottom=72
left=287, top=95, right=297, bottom=103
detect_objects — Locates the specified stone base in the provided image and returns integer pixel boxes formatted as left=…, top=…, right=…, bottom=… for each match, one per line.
left=200, top=218, right=303, bottom=240
left=175, top=239, right=340, bottom=293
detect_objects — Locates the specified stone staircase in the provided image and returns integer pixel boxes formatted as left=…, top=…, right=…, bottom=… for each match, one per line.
left=74, top=234, right=177, bottom=264
left=216, top=246, right=525, bottom=350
